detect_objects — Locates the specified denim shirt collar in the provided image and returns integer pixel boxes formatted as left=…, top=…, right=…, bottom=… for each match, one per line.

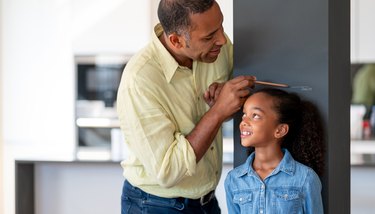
left=234, top=148, right=296, bottom=178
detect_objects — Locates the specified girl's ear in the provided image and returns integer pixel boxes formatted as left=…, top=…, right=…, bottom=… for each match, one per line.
left=274, top=124, right=289, bottom=139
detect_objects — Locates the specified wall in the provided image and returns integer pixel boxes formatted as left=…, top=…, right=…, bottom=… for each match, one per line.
left=233, top=0, right=350, bottom=213
left=71, top=0, right=150, bottom=54
left=0, top=0, right=4, bottom=211
left=2, top=0, right=75, bottom=158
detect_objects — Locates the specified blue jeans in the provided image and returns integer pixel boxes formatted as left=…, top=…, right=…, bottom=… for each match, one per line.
left=121, top=180, right=221, bottom=214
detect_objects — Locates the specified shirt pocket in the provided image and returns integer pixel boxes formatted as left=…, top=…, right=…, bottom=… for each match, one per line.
left=272, top=189, right=303, bottom=214
left=233, top=192, right=253, bottom=214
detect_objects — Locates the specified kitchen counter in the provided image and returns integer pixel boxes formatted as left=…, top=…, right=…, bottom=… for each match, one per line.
left=351, top=140, right=375, bottom=165
left=14, top=138, right=235, bottom=214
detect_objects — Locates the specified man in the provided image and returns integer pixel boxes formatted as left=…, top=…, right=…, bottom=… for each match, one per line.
left=117, top=0, right=255, bottom=213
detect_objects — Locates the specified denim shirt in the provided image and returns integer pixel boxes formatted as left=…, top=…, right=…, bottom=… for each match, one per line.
left=224, top=149, right=323, bottom=214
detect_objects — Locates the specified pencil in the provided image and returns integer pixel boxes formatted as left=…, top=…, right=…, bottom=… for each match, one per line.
left=255, top=80, right=289, bottom=88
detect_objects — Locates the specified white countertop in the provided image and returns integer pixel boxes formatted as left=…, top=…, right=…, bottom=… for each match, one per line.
left=351, top=140, right=375, bottom=165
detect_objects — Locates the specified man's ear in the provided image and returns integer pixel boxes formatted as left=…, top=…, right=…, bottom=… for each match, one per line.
left=274, top=124, right=289, bottom=139
left=168, top=33, right=183, bottom=48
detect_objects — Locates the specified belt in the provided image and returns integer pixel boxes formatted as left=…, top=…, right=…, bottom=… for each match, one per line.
left=180, top=190, right=215, bottom=206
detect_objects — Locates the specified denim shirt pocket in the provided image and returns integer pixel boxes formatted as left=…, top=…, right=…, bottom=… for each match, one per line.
left=233, top=192, right=253, bottom=213
left=272, top=189, right=303, bottom=214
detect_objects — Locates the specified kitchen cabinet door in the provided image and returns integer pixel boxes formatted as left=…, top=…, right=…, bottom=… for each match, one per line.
left=351, top=0, right=375, bottom=63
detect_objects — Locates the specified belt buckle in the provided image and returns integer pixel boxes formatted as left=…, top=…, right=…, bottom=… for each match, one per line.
left=200, top=191, right=214, bottom=206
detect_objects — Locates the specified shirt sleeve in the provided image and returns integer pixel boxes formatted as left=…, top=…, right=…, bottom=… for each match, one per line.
left=117, top=83, right=197, bottom=188
left=303, top=169, right=324, bottom=214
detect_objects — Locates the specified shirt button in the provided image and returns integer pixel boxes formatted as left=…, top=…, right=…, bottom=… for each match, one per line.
left=261, top=184, right=265, bottom=189
left=210, top=146, right=214, bottom=150
left=260, top=209, right=263, bottom=214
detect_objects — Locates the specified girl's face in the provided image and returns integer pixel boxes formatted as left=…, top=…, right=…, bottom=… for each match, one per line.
left=239, top=92, right=285, bottom=148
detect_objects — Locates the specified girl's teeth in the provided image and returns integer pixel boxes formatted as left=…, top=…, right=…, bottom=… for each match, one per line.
left=242, top=131, right=251, bottom=136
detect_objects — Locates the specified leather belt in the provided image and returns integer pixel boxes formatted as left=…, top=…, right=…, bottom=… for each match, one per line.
left=199, top=190, right=215, bottom=206
left=180, top=190, right=215, bottom=206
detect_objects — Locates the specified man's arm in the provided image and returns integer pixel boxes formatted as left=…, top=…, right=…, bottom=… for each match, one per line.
left=187, top=75, right=255, bottom=162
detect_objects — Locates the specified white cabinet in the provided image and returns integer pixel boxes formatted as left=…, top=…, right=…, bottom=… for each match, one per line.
left=351, top=0, right=375, bottom=63
left=1, top=0, right=75, bottom=159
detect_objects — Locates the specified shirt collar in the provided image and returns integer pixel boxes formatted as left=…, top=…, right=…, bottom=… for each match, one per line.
left=151, top=23, right=181, bottom=83
left=234, top=148, right=296, bottom=178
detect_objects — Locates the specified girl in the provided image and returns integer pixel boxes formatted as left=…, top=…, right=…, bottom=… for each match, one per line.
left=225, top=88, right=324, bottom=214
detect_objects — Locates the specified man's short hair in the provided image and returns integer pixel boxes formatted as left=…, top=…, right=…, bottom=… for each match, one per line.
left=158, top=0, right=215, bottom=36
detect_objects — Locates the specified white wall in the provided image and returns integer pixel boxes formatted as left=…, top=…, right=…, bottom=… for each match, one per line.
left=71, top=0, right=150, bottom=54
left=2, top=0, right=75, bottom=157
left=216, top=0, right=233, bottom=42
left=0, top=0, right=4, bottom=210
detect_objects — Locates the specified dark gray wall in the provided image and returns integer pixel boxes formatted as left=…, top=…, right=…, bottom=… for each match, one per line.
left=233, top=0, right=350, bottom=213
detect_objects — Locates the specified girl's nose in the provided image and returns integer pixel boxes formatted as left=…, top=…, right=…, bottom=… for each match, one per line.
left=240, top=120, right=248, bottom=128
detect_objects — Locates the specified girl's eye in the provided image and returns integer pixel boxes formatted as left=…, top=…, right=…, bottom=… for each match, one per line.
left=252, top=113, right=260, bottom=119
left=242, top=113, right=260, bottom=120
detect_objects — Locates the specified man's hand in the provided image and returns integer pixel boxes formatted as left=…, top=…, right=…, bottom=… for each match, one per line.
left=203, top=82, right=224, bottom=108
left=187, top=75, right=256, bottom=162
left=211, top=75, right=256, bottom=121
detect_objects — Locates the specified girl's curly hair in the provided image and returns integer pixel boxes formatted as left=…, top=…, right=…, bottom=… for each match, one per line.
left=255, top=88, right=325, bottom=176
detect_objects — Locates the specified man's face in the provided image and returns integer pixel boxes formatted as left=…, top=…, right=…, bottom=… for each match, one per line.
left=180, top=2, right=227, bottom=63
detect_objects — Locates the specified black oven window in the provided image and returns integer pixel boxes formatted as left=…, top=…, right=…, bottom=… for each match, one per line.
left=77, top=63, right=125, bottom=107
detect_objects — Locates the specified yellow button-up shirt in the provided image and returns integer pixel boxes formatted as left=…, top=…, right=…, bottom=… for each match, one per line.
left=117, top=24, right=233, bottom=199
